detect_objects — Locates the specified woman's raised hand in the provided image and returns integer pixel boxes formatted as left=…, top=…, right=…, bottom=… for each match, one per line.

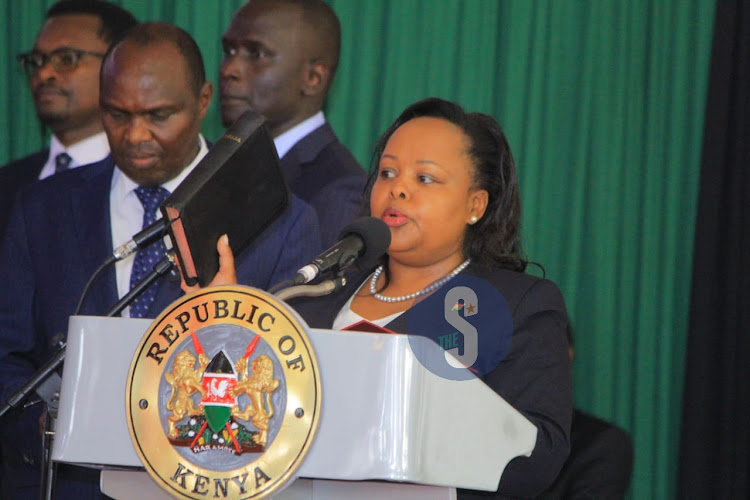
left=179, top=234, right=238, bottom=293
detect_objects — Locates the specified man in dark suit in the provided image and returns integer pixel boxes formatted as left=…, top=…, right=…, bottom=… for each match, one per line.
left=541, top=409, right=634, bottom=499
left=0, top=22, right=321, bottom=498
left=220, top=0, right=366, bottom=248
left=540, top=326, right=634, bottom=499
left=0, top=0, right=137, bottom=237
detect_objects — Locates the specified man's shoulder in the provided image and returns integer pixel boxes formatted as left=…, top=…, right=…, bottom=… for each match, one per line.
left=0, top=149, right=48, bottom=183
left=1, top=148, right=49, bottom=168
left=283, top=125, right=366, bottom=213
left=12, top=156, right=115, bottom=214
left=289, top=123, right=365, bottom=178
left=25, top=155, right=114, bottom=194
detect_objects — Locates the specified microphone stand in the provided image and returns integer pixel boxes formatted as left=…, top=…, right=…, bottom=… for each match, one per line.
left=40, top=404, right=57, bottom=500
left=0, top=252, right=176, bottom=500
left=104, top=251, right=176, bottom=317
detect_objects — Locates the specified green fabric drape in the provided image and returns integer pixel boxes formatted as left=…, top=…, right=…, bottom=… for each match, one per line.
left=0, top=1, right=715, bottom=498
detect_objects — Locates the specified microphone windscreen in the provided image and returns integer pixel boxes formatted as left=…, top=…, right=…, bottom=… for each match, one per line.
left=339, top=216, right=391, bottom=268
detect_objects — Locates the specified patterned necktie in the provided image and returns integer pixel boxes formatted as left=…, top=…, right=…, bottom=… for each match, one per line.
left=55, top=152, right=72, bottom=173
left=129, top=186, right=171, bottom=318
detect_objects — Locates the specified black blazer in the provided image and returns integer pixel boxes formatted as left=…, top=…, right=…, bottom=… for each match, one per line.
left=0, top=149, right=47, bottom=238
left=279, top=123, right=367, bottom=248
left=289, top=263, right=573, bottom=499
left=540, top=409, right=633, bottom=499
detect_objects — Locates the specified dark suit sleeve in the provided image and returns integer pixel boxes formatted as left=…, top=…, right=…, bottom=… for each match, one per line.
left=0, top=194, right=46, bottom=470
left=460, top=279, right=572, bottom=499
left=0, top=195, right=41, bottom=403
left=264, top=197, right=323, bottom=290
left=279, top=125, right=367, bottom=249
left=552, top=411, right=634, bottom=499
left=567, top=428, right=632, bottom=499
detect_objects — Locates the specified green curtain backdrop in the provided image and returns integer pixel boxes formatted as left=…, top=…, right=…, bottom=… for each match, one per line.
left=0, top=1, right=715, bottom=498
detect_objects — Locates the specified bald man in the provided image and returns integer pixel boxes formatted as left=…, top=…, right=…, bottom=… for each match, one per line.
left=220, top=0, right=366, bottom=247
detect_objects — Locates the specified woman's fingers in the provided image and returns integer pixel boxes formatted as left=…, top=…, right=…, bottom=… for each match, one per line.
left=210, top=234, right=238, bottom=286
left=178, top=234, right=238, bottom=292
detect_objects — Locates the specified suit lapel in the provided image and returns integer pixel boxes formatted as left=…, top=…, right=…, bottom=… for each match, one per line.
left=279, top=123, right=336, bottom=185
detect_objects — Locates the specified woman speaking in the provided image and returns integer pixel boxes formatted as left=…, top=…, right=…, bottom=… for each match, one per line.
left=190, top=97, right=572, bottom=498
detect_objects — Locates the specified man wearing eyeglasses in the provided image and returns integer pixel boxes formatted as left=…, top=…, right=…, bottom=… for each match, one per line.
left=0, top=0, right=138, bottom=237
left=0, top=1, right=137, bottom=496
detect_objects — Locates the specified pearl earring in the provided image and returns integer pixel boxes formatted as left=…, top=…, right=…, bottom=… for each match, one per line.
left=469, top=216, right=478, bottom=224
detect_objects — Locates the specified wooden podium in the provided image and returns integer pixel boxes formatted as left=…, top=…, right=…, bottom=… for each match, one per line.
left=52, top=315, right=537, bottom=499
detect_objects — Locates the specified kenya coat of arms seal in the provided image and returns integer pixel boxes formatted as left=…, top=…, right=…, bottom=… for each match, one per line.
left=126, top=285, right=321, bottom=499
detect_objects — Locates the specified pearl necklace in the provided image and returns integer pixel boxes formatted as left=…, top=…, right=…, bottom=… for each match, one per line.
left=369, top=259, right=471, bottom=303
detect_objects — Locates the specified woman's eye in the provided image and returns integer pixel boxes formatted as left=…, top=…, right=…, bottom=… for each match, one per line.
left=417, top=174, right=434, bottom=184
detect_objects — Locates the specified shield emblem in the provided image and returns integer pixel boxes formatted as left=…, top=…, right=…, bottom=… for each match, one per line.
left=201, top=351, right=237, bottom=433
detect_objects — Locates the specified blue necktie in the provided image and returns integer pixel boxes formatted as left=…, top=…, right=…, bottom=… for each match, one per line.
left=55, top=152, right=72, bottom=173
left=129, top=186, right=170, bottom=318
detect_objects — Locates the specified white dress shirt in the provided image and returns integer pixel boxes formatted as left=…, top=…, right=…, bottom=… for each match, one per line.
left=273, top=111, right=325, bottom=159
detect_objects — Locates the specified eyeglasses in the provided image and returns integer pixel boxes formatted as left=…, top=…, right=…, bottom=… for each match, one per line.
left=16, top=47, right=106, bottom=76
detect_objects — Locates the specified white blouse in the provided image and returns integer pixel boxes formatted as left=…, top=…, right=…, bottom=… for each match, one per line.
left=331, top=280, right=403, bottom=331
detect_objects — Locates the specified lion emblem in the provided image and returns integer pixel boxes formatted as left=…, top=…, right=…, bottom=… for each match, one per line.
left=164, top=350, right=209, bottom=438
left=231, top=354, right=280, bottom=446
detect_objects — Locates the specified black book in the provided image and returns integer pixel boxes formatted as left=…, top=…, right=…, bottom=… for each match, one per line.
left=161, top=110, right=290, bottom=287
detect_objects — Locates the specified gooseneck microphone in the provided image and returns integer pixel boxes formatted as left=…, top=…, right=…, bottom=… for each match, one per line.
left=294, top=216, right=391, bottom=284
left=110, top=218, right=170, bottom=263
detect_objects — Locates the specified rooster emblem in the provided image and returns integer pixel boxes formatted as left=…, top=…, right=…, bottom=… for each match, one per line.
left=210, top=378, right=230, bottom=398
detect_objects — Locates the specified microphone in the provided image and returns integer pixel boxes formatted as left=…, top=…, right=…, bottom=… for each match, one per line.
left=110, top=218, right=169, bottom=262
left=294, top=216, right=391, bottom=284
